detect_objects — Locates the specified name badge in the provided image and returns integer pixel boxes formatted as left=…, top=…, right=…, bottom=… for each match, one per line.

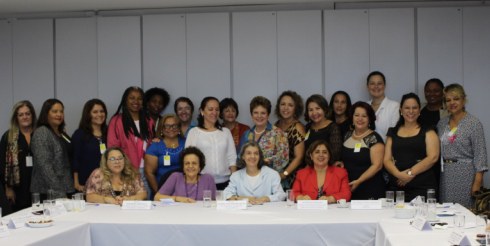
left=121, top=201, right=152, bottom=210
left=354, top=143, right=362, bottom=153
left=217, top=200, right=248, bottom=210
left=163, top=155, right=171, bottom=166
left=99, top=143, right=107, bottom=154
left=26, top=156, right=33, bottom=167
left=0, top=225, right=9, bottom=238
left=448, top=230, right=470, bottom=245
left=411, top=216, right=432, bottom=231
left=448, top=127, right=457, bottom=137
left=297, top=200, right=328, bottom=210
left=350, top=200, right=382, bottom=210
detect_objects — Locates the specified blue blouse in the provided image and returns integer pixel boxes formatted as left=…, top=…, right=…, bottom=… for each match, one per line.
left=146, top=137, right=185, bottom=183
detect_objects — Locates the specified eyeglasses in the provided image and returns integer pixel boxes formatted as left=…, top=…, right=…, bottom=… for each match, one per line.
left=108, top=156, right=124, bottom=162
left=163, top=124, right=179, bottom=130
left=17, top=112, right=32, bottom=117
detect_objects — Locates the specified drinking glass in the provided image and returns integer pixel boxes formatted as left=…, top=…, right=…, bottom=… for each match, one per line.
left=286, top=190, right=295, bottom=207
left=203, top=190, right=212, bottom=207
left=47, top=189, right=55, bottom=200
left=43, top=200, right=53, bottom=219
left=32, top=193, right=41, bottom=212
left=385, top=191, right=394, bottom=208
left=396, top=191, right=405, bottom=205
left=454, top=214, right=465, bottom=228
left=426, top=198, right=437, bottom=221
left=215, top=190, right=224, bottom=201
left=427, top=189, right=436, bottom=201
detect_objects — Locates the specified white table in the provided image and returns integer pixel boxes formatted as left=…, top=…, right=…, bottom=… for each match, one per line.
left=0, top=202, right=484, bottom=246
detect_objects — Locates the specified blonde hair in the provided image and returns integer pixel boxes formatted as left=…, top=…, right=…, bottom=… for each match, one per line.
left=8, top=100, right=36, bottom=143
left=444, top=83, right=467, bottom=106
left=99, top=147, right=138, bottom=185
left=156, top=114, right=181, bottom=138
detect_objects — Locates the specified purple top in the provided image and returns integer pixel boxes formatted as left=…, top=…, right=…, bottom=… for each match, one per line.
left=158, top=172, right=216, bottom=200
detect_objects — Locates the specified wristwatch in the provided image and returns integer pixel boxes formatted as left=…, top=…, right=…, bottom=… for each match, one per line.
left=283, top=170, right=289, bottom=176
left=407, top=169, right=414, bottom=177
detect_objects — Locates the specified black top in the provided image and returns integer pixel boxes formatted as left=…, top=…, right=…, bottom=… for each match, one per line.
left=342, top=130, right=386, bottom=200
left=304, top=122, right=342, bottom=165
left=0, top=130, right=32, bottom=213
left=386, top=125, right=437, bottom=201
left=71, top=129, right=106, bottom=186
left=420, top=107, right=440, bottom=130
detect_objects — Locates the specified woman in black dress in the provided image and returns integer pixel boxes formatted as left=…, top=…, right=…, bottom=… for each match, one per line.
left=0, top=100, right=37, bottom=213
left=384, top=93, right=439, bottom=202
left=342, top=102, right=386, bottom=200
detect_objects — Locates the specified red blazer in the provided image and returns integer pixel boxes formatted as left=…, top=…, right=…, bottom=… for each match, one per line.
left=292, top=166, right=351, bottom=201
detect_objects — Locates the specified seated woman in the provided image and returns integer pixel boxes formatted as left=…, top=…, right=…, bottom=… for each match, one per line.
left=154, top=147, right=216, bottom=203
left=293, top=140, right=351, bottom=203
left=224, top=142, right=286, bottom=204
left=86, top=147, right=147, bottom=205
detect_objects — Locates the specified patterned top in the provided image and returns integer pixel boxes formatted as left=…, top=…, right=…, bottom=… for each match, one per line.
left=239, top=122, right=289, bottom=172
left=85, top=168, right=146, bottom=197
left=275, top=121, right=305, bottom=162
left=229, top=122, right=250, bottom=152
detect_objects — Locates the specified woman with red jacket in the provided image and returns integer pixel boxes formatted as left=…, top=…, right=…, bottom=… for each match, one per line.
left=293, top=140, right=351, bottom=203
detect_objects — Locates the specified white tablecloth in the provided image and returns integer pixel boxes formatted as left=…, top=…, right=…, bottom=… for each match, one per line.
left=0, top=202, right=484, bottom=246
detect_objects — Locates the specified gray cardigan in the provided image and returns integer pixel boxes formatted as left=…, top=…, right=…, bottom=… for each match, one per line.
left=30, top=126, right=74, bottom=197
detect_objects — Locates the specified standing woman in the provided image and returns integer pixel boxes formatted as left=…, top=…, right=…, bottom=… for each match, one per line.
left=220, top=98, right=250, bottom=151
left=438, top=84, right=488, bottom=208
left=145, top=114, right=185, bottom=194
left=31, top=99, right=74, bottom=199
left=144, top=87, right=170, bottom=130
left=329, top=91, right=352, bottom=138
left=239, top=96, right=289, bottom=174
left=303, top=94, right=342, bottom=167
left=366, top=71, right=399, bottom=141
left=174, top=97, right=195, bottom=138
left=108, top=86, right=154, bottom=197
left=420, top=78, right=447, bottom=129
left=185, top=97, right=237, bottom=190
left=274, top=91, right=305, bottom=189
left=71, top=99, right=108, bottom=192
left=0, top=101, right=36, bottom=212
left=384, top=93, right=439, bottom=202
left=342, top=102, right=386, bottom=200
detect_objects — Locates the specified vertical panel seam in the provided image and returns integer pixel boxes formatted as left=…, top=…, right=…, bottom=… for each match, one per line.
left=229, top=12, right=233, bottom=98
left=321, top=9, right=325, bottom=95
left=53, top=18, right=57, bottom=98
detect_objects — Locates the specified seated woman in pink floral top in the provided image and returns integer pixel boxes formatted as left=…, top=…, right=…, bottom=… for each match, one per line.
left=86, top=147, right=147, bottom=205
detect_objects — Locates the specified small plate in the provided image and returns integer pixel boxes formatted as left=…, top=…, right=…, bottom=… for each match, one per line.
left=27, top=221, right=53, bottom=228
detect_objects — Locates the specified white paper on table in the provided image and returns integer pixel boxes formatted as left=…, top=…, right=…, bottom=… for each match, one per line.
left=411, top=217, right=432, bottom=231
left=217, top=200, right=248, bottom=210
left=297, top=200, right=328, bottom=210
left=350, top=200, right=382, bottom=210
left=448, top=230, right=471, bottom=245
left=8, top=214, right=30, bottom=229
left=121, top=201, right=153, bottom=210
left=0, top=225, right=10, bottom=237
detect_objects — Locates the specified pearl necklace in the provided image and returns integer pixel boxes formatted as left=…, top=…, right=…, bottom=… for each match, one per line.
left=353, top=129, right=370, bottom=139
left=254, top=128, right=266, bottom=135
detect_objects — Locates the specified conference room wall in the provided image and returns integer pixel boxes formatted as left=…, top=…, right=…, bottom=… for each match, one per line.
left=0, top=21, right=13, bottom=130
left=0, top=7, right=489, bottom=182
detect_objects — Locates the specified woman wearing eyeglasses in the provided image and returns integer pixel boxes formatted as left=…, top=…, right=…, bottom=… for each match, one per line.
left=144, top=114, right=185, bottom=194
left=86, top=147, right=147, bottom=205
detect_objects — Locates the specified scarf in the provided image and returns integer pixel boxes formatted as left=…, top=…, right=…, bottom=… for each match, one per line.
left=5, top=130, right=20, bottom=186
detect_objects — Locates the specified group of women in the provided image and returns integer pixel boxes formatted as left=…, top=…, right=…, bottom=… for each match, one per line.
left=0, top=71, right=487, bottom=216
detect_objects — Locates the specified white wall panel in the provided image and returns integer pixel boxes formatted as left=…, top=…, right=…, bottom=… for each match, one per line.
left=370, top=8, right=415, bottom=103
left=232, top=12, right=277, bottom=124
left=12, top=19, right=54, bottom=114
left=324, top=10, right=369, bottom=103
left=56, top=17, right=98, bottom=134
left=97, top=16, right=141, bottom=117
left=0, top=21, right=13, bottom=130
left=186, top=13, right=230, bottom=113
left=462, top=7, right=490, bottom=184
left=417, top=7, right=463, bottom=98
left=277, top=10, right=322, bottom=105
left=142, top=14, right=186, bottom=115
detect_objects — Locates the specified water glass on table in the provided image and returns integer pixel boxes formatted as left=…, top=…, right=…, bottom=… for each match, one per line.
left=395, top=191, right=405, bottom=206
left=203, top=190, right=212, bottom=207
left=426, top=198, right=437, bottom=221
left=454, top=214, right=465, bottom=228
left=286, top=190, right=295, bottom=207
left=32, top=193, right=42, bottom=212
left=385, top=191, right=394, bottom=208
left=215, top=190, right=224, bottom=201
left=426, top=189, right=436, bottom=201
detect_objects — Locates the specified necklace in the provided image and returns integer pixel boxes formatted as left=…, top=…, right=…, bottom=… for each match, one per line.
left=254, top=128, right=266, bottom=135
left=184, top=175, right=199, bottom=200
left=353, top=129, right=370, bottom=139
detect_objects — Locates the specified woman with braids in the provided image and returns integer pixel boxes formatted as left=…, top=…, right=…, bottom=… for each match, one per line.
left=108, top=86, right=155, bottom=197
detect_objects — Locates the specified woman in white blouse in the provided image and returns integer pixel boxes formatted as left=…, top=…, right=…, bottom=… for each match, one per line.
left=185, top=97, right=237, bottom=190
left=366, top=71, right=399, bottom=141
left=224, top=142, right=286, bottom=204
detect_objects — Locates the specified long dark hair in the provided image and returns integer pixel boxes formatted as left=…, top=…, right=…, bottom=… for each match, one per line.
left=304, top=94, right=329, bottom=122
left=197, top=96, right=222, bottom=130
left=394, top=93, right=422, bottom=130
left=79, top=98, right=108, bottom=139
left=328, top=91, right=352, bottom=122
left=114, top=86, right=152, bottom=140
left=37, top=98, right=68, bottom=136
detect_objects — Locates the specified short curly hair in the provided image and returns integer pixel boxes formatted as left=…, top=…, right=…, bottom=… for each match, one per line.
left=249, top=96, right=271, bottom=115
left=180, top=146, right=206, bottom=172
